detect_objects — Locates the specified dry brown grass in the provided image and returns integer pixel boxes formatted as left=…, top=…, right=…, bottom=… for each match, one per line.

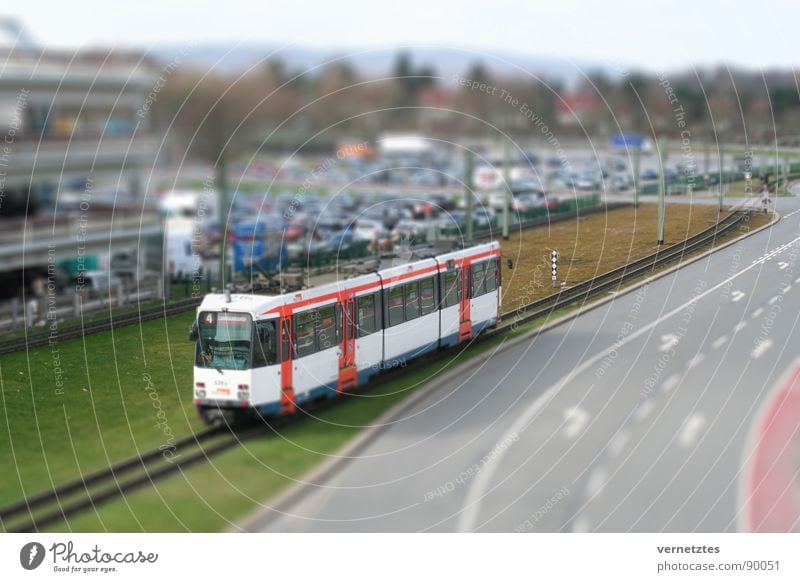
left=500, top=204, right=771, bottom=314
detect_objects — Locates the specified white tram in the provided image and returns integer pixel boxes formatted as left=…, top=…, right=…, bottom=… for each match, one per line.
left=191, top=242, right=501, bottom=424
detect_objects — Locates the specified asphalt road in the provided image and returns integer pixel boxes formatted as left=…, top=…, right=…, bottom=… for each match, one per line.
left=250, top=195, right=800, bottom=532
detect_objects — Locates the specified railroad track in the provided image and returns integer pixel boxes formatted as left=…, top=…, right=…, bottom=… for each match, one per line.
left=0, top=298, right=202, bottom=357
left=0, top=208, right=755, bottom=532
left=0, top=426, right=257, bottom=532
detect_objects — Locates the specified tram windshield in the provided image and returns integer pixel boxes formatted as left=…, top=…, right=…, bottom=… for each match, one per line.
left=196, top=311, right=253, bottom=370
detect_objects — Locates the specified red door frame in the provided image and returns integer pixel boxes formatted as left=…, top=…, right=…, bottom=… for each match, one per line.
left=337, top=297, right=358, bottom=391
left=279, top=314, right=295, bottom=414
left=458, top=261, right=473, bottom=343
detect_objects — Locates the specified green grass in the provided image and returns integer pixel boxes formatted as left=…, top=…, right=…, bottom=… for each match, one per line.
left=0, top=312, right=202, bottom=513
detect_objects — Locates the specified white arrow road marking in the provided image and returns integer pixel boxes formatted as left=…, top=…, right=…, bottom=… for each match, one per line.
left=661, top=374, right=681, bottom=392
left=711, top=335, right=728, bottom=349
left=678, top=413, right=707, bottom=448
left=562, top=406, right=590, bottom=439
left=778, top=262, right=789, bottom=270
left=731, top=290, right=746, bottom=302
left=659, top=333, right=680, bottom=352
left=751, top=339, right=773, bottom=359
left=635, top=399, right=656, bottom=422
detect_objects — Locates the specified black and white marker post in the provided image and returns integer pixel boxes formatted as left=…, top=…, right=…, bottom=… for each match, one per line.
left=551, top=249, right=558, bottom=287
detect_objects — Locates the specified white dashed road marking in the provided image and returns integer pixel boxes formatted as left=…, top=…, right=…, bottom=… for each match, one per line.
left=751, top=339, right=773, bottom=359
left=711, top=335, right=728, bottom=349
left=586, top=467, right=608, bottom=497
left=635, top=400, right=656, bottom=422
left=608, top=430, right=631, bottom=458
left=661, top=374, right=681, bottom=392
left=678, top=413, right=707, bottom=448
left=562, top=406, right=590, bottom=439
left=659, top=333, right=680, bottom=352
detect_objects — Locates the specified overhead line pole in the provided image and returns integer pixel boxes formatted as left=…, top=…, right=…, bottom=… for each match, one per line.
left=502, top=139, right=510, bottom=241
left=657, top=139, right=666, bottom=245
left=465, top=148, right=474, bottom=244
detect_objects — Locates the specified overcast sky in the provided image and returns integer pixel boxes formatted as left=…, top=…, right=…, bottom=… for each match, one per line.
left=6, top=0, right=799, bottom=71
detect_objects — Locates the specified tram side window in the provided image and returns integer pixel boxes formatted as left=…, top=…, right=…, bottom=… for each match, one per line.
left=485, top=259, right=499, bottom=293
left=442, top=271, right=460, bottom=308
left=317, top=305, right=337, bottom=351
left=357, top=293, right=378, bottom=336
left=404, top=281, right=420, bottom=320
left=388, top=286, right=404, bottom=327
left=420, top=277, right=435, bottom=315
left=294, top=311, right=316, bottom=358
left=253, top=320, right=279, bottom=367
left=471, top=262, right=487, bottom=297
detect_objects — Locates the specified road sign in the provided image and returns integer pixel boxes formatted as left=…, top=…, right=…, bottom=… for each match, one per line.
left=551, top=249, right=558, bottom=285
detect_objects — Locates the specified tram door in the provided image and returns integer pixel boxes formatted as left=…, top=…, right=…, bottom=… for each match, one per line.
left=458, top=262, right=473, bottom=342
left=337, top=298, right=357, bottom=391
left=279, top=315, right=295, bottom=413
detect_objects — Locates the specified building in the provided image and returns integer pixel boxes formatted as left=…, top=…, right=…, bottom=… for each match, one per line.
left=0, top=19, right=164, bottom=303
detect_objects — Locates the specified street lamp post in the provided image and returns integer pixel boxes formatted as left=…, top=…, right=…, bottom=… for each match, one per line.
left=657, top=139, right=667, bottom=245
left=465, top=148, right=474, bottom=244
left=217, top=150, right=229, bottom=289
left=718, top=141, right=725, bottom=213
left=633, top=144, right=641, bottom=208
left=502, top=139, right=510, bottom=241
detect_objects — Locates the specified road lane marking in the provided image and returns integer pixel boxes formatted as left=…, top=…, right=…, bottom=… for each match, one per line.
left=751, top=308, right=764, bottom=318
left=734, top=321, right=747, bottom=333
left=661, top=373, right=681, bottom=392
left=781, top=284, right=792, bottom=294
left=778, top=262, right=789, bottom=270
left=562, top=406, right=590, bottom=439
left=750, top=339, right=773, bottom=359
left=678, top=413, right=707, bottom=448
left=768, top=296, right=780, bottom=305
left=608, top=430, right=631, bottom=457
left=687, top=354, right=706, bottom=369
left=731, top=290, right=746, bottom=302
left=659, top=333, right=680, bottom=352
left=635, top=400, right=656, bottom=422
left=711, top=335, right=728, bottom=349
left=457, top=234, right=800, bottom=532
left=586, top=467, right=608, bottom=497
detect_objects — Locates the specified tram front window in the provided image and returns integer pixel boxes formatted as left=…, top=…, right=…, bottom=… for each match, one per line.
left=196, top=311, right=252, bottom=370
